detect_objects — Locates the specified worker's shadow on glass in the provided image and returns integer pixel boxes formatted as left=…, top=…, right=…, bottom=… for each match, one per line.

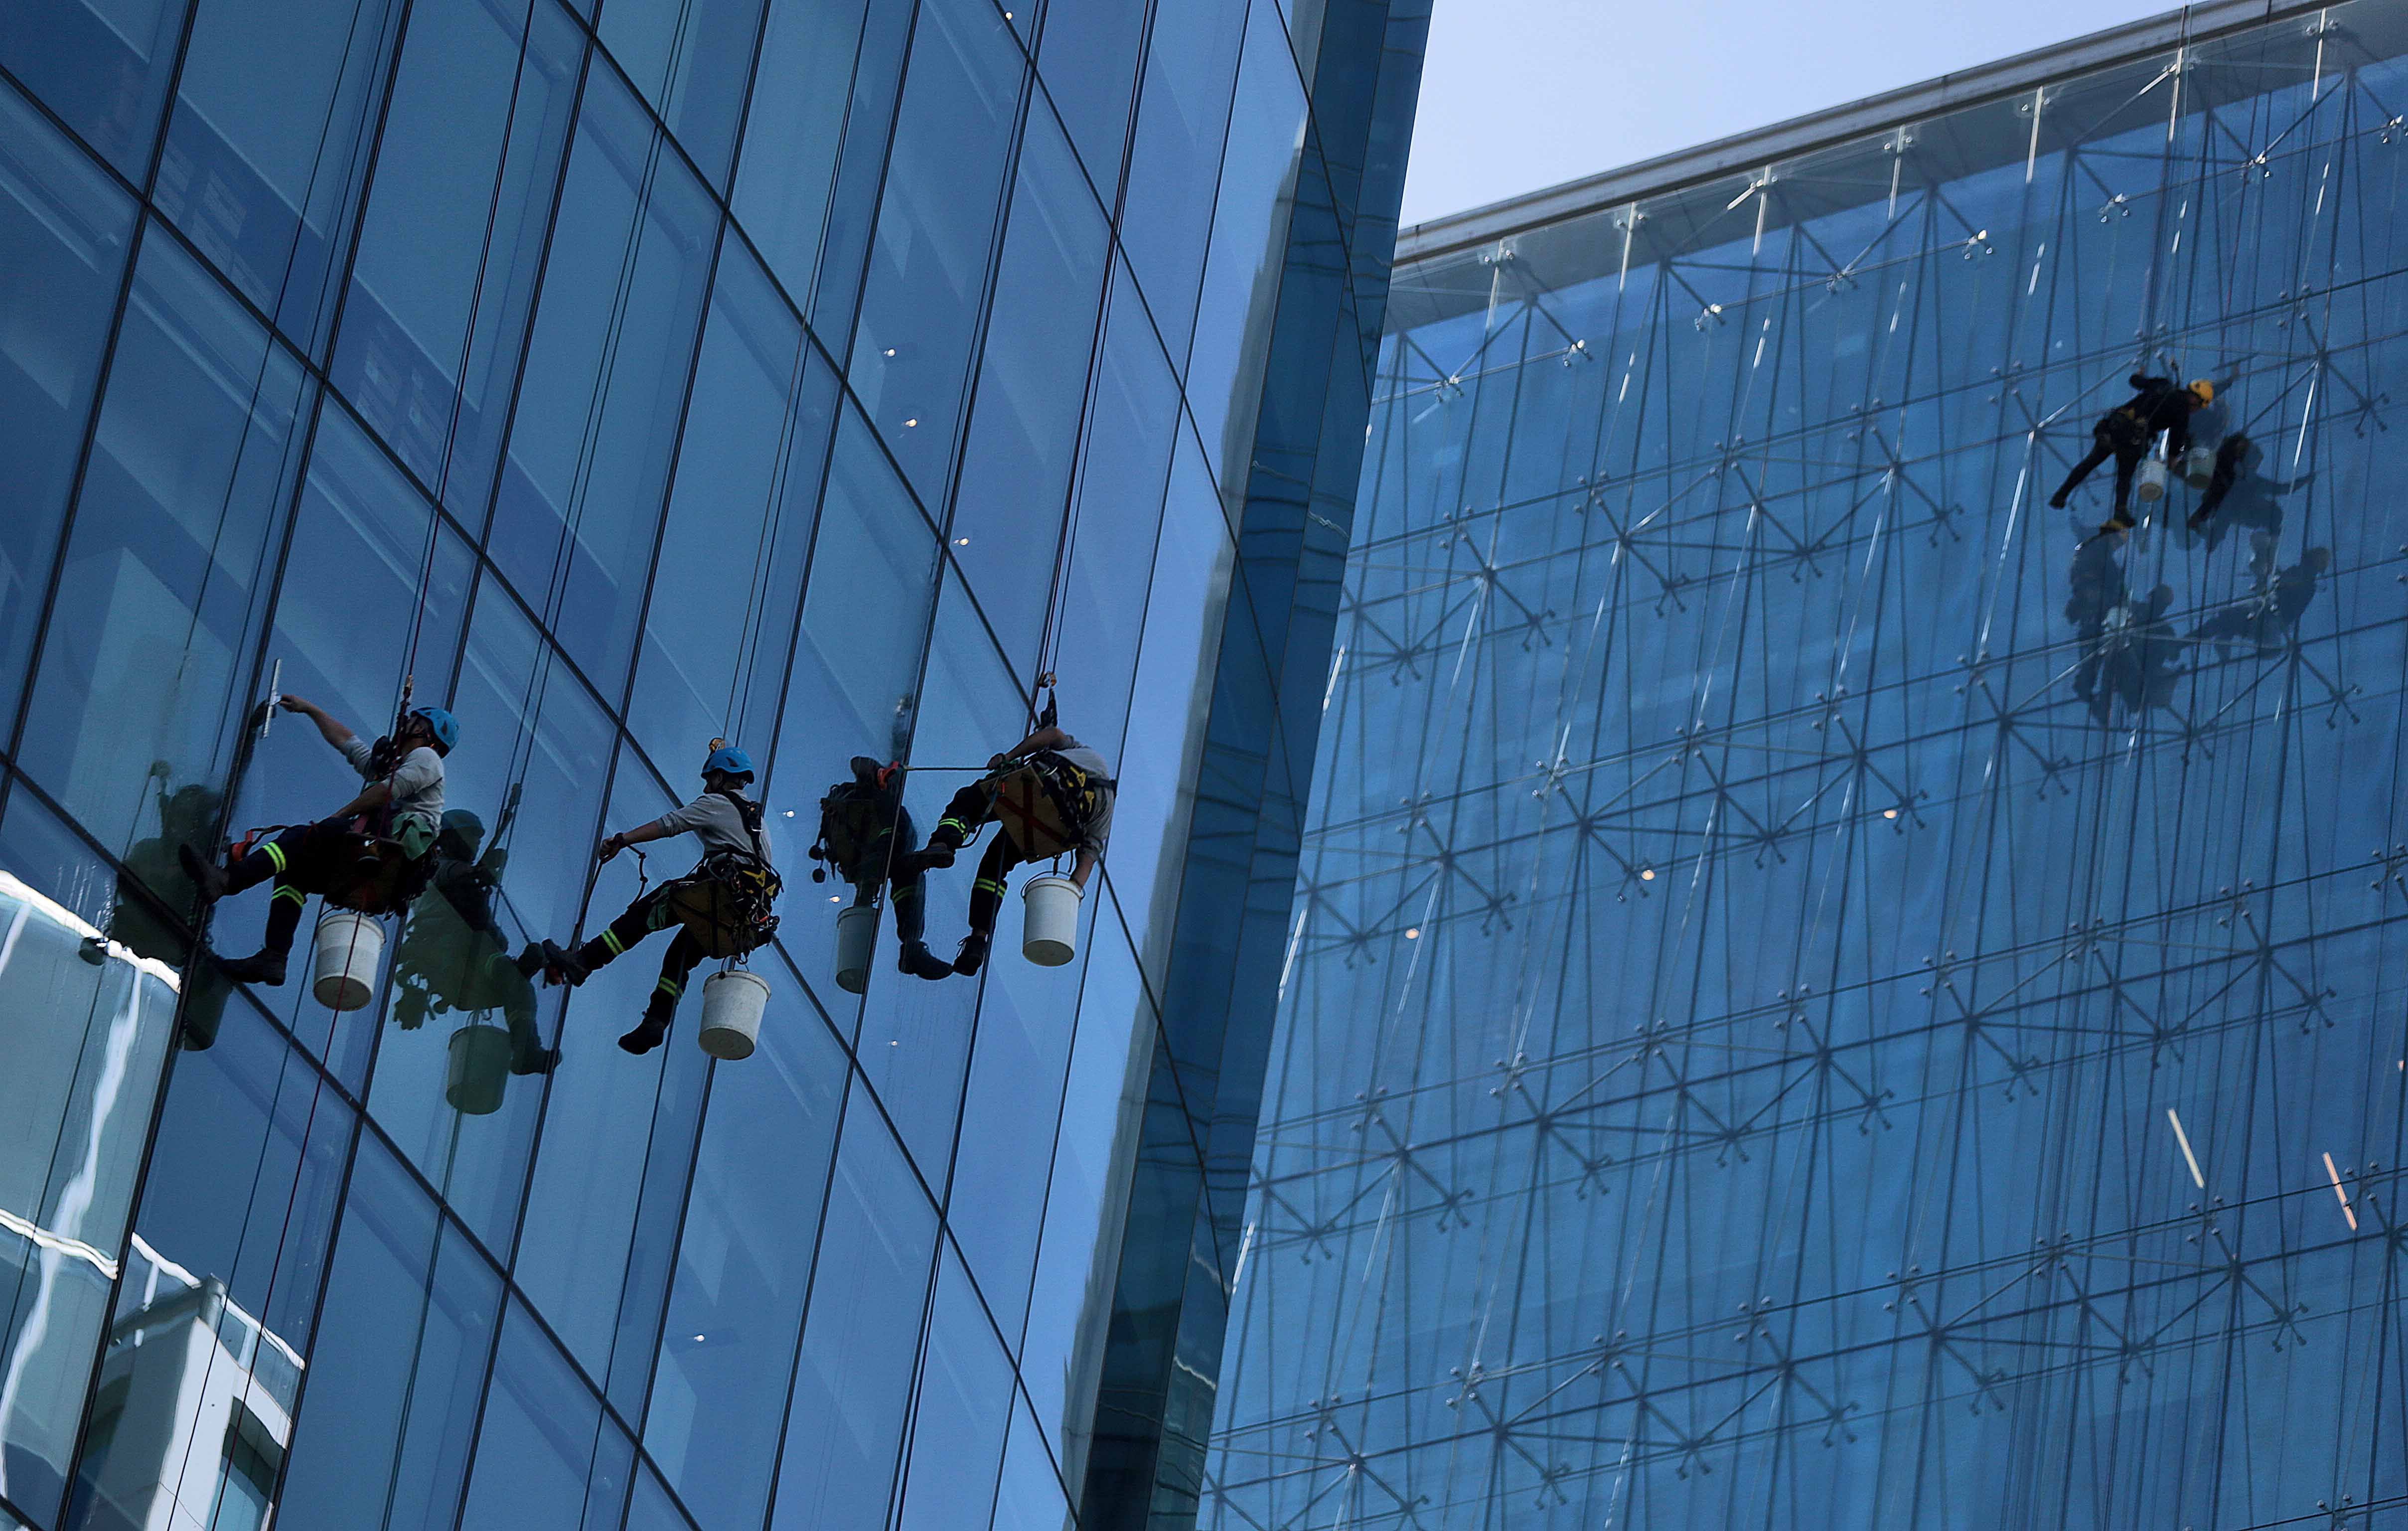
left=109, top=772, right=234, bottom=1049
left=390, top=794, right=560, bottom=1116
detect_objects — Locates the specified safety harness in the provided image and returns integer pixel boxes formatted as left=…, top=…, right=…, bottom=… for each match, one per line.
left=808, top=764, right=902, bottom=885
left=991, top=751, right=1115, bottom=861
left=663, top=790, right=783, bottom=958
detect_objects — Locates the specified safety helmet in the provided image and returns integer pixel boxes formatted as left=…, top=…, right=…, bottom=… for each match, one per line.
left=439, top=809, right=485, bottom=856
left=2187, top=379, right=2215, bottom=406
left=411, top=707, right=460, bottom=756
left=703, top=745, right=755, bottom=781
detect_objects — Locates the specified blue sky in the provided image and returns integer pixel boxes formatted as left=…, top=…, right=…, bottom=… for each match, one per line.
left=1401, top=0, right=2175, bottom=224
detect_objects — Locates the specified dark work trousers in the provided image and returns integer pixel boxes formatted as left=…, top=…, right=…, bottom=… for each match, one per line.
left=2053, top=427, right=2147, bottom=516
left=844, top=804, right=927, bottom=943
left=927, top=778, right=1028, bottom=937
left=574, top=887, right=707, bottom=1019
left=222, top=818, right=368, bottom=958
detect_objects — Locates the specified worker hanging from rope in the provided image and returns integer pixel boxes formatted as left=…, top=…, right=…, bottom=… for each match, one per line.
left=393, top=804, right=560, bottom=1076
left=517, top=744, right=782, bottom=1055
left=179, top=694, right=459, bottom=986
left=2050, top=373, right=2213, bottom=537
left=902, top=697, right=1114, bottom=977
left=808, top=757, right=954, bottom=981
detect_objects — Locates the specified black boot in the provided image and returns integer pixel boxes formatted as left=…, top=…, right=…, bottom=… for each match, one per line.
left=178, top=843, right=229, bottom=902
left=952, top=931, right=990, bottom=977
left=512, top=1043, right=562, bottom=1076
left=618, top=1000, right=673, bottom=1055
left=905, top=839, right=958, bottom=874
left=898, top=940, right=951, bottom=981
left=217, top=949, right=288, bottom=987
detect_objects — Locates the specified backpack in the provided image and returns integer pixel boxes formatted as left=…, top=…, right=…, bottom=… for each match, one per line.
left=808, top=774, right=900, bottom=883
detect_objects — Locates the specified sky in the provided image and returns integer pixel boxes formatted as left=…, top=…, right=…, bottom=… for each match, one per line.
left=1400, top=0, right=2176, bottom=226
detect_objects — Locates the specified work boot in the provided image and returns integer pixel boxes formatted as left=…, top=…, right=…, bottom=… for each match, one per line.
left=905, top=839, right=958, bottom=874
left=178, top=843, right=228, bottom=902
left=617, top=1007, right=671, bottom=1056
left=524, top=939, right=589, bottom=987
left=952, top=931, right=990, bottom=977
left=2047, top=489, right=2071, bottom=510
left=511, top=1043, right=562, bottom=1076
left=898, top=940, right=952, bottom=981
left=217, top=949, right=288, bottom=987
left=2099, top=512, right=2135, bottom=536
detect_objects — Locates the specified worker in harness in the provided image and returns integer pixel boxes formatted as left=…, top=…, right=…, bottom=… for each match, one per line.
left=179, top=694, right=457, bottom=987
left=807, top=757, right=953, bottom=981
left=903, top=723, right=1114, bottom=977
left=2049, top=373, right=2214, bottom=536
left=517, top=745, right=781, bottom=1055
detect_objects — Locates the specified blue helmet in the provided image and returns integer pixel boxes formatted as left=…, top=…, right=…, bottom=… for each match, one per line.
left=702, top=745, right=754, bottom=781
left=411, top=707, right=460, bottom=755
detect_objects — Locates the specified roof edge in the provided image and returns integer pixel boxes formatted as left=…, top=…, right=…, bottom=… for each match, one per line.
left=1396, top=0, right=2330, bottom=266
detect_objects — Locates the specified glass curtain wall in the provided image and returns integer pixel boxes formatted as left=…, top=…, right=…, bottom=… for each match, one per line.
left=1210, top=2, right=2408, bottom=1528
left=0, top=0, right=1424, bottom=1529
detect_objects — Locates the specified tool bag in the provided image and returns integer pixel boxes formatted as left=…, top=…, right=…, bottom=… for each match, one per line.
left=666, top=791, right=783, bottom=958
left=991, top=752, right=1113, bottom=862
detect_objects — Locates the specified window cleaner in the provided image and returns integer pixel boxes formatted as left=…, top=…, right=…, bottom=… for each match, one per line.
left=808, top=757, right=953, bottom=983
left=902, top=720, right=1115, bottom=977
left=179, top=693, right=457, bottom=988
left=2052, top=374, right=2212, bottom=538
left=517, top=743, right=782, bottom=1055
left=393, top=801, right=559, bottom=1076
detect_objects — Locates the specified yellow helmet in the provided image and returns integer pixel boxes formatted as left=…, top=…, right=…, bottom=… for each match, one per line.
left=2188, top=378, right=2215, bottom=406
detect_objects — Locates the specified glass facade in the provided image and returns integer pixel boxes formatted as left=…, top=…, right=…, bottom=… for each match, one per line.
left=1208, top=3, right=2408, bottom=1527
left=0, top=0, right=1425, bottom=1527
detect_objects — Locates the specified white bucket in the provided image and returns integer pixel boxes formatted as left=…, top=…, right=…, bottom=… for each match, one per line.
left=2136, top=456, right=2169, bottom=502
left=446, top=1025, right=514, bottom=1116
left=312, top=910, right=385, bottom=1011
left=2181, top=445, right=2217, bottom=487
left=697, top=969, right=769, bottom=1061
left=1021, top=875, right=1082, bottom=967
left=834, top=904, right=878, bottom=994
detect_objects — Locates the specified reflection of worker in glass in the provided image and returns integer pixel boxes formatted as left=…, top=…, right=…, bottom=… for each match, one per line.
left=2050, top=374, right=2213, bottom=537
left=2185, top=432, right=2310, bottom=552
left=393, top=807, right=559, bottom=1076
left=808, top=757, right=952, bottom=981
left=2190, top=539, right=2332, bottom=658
left=108, top=771, right=232, bottom=1049
left=2065, top=523, right=2126, bottom=713
left=2077, top=585, right=2178, bottom=724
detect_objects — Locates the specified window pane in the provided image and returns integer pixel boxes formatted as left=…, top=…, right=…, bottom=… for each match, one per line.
left=730, top=0, right=869, bottom=307
left=1116, top=0, right=1245, bottom=367
left=489, top=70, right=715, bottom=693
left=599, top=0, right=762, bottom=188
left=0, top=810, right=181, bottom=1526
left=15, top=233, right=313, bottom=865
left=277, top=1136, right=503, bottom=1531
left=644, top=969, right=843, bottom=1531
left=455, top=1302, right=607, bottom=1531
left=155, top=0, right=405, bottom=352
left=1034, top=0, right=1144, bottom=192
left=766, top=1105, right=933, bottom=1531
left=988, top=1396, right=1069, bottom=1531
left=333, top=0, right=582, bottom=512
left=0, top=0, right=189, bottom=178
left=626, top=247, right=830, bottom=775
left=65, top=999, right=352, bottom=1531
left=893, top=1247, right=1014, bottom=1531
left=944, top=104, right=1108, bottom=668
left=849, top=0, right=1023, bottom=499
left=0, top=81, right=137, bottom=700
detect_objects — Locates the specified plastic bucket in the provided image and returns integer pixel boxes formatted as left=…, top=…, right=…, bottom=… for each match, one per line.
left=834, top=904, right=878, bottom=994
left=2136, top=456, right=2169, bottom=502
left=312, top=911, right=384, bottom=1011
left=2181, top=445, right=2216, bottom=488
left=698, top=970, right=769, bottom=1061
left=1021, top=875, right=1082, bottom=967
left=446, top=1024, right=514, bottom=1116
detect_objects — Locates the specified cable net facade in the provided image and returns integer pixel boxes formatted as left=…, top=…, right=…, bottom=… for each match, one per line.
left=1205, top=4, right=2408, bottom=1527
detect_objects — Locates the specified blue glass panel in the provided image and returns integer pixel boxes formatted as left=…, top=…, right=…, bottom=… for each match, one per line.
left=766, top=1103, right=933, bottom=1531
left=65, top=998, right=353, bottom=1531
left=644, top=966, right=843, bottom=1531
left=626, top=245, right=830, bottom=775
left=154, top=0, right=405, bottom=353
left=15, top=232, right=313, bottom=865
left=0, top=81, right=137, bottom=704
left=332, top=0, right=582, bottom=513
left=944, top=103, right=1108, bottom=669
left=849, top=0, right=1023, bottom=498
left=277, top=1136, right=503, bottom=1531
left=488, top=69, right=715, bottom=694
left=0, top=797, right=181, bottom=1528
left=510, top=746, right=706, bottom=1410
left=727, top=0, right=866, bottom=306
left=1033, top=0, right=1143, bottom=191
left=0, top=0, right=189, bottom=178
left=621, top=1461, right=696, bottom=1531
left=598, top=0, right=763, bottom=188
left=455, top=1301, right=606, bottom=1531
left=988, top=1394, right=1069, bottom=1531
left=891, top=1247, right=1013, bottom=1531
left=1114, top=0, right=1244, bottom=368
